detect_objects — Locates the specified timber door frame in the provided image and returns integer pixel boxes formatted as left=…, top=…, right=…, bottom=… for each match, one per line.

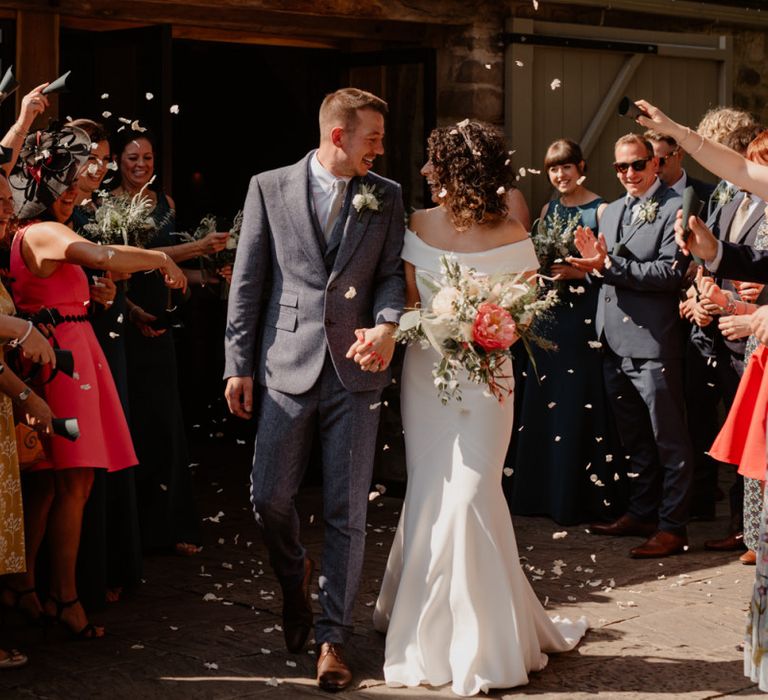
left=505, top=18, right=731, bottom=205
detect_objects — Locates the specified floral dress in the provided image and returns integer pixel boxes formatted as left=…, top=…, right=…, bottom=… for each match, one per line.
left=0, top=282, right=25, bottom=575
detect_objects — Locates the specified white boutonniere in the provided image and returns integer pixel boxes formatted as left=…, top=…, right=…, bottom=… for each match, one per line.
left=635, top=198, right=659, bottom=225
left=352, top=183, right=382, bottom=218
left=715, top=184, right=737, bottom=207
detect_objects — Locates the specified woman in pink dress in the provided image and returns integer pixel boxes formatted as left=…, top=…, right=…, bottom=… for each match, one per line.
left=4, top=124, right=187, bottom=639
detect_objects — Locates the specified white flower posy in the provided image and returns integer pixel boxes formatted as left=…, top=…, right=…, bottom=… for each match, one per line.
left=352, top=183, right=382, bottom=217
left=635, top=198, right=659, bottom=225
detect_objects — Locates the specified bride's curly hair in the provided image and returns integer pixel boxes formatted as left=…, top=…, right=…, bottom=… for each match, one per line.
left=427, top=120, right=513, bottom=232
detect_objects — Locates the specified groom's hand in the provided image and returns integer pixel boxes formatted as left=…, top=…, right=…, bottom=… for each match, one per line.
left=346, top=323, right=396, bottom=372
left=225, top=376, right=253, bottom=419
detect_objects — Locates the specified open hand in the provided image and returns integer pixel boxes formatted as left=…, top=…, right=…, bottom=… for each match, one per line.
left=565, top=225, right=608, bottom=273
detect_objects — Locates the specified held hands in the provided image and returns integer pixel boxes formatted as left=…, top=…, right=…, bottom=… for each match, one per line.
left=89, top=274, right=117, bottom=308
left=674, top=209, right=718, bottom=261
left=346, top=324, right=396, bottom=372
left=565, top=225, right=608, bottom=273
left=198, top=232, right=230, bottom=256
left=224, top=376, right=253, bottom=419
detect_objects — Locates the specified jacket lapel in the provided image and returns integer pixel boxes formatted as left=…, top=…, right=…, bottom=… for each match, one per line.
left=329, top=177, right=376, bottom=282
left=278, top=153, right=328, bottom=278
left=735, top=203, right=765, bottom=245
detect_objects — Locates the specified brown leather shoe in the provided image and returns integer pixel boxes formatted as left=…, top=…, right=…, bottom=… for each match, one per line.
left=740, top=549, right=757, bottom=565
left=630, top=530, right=688, bottom=558
left=704, top=532, right=746, bottom=551
left=316, top=642, right=352, bottom=692
left=282, top=557, right=314, bottom=653
left=588, top=514, right=657, bottom=538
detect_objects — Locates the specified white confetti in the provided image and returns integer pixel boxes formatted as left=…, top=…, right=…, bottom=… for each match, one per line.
left=515, top=60, right=524, bottom=67
left=547, top=401, right=557, bottom=409
left=131, top=120, right=147, bottom=133
left=368, top=491, right=381, bottom=502
left=170, top=626, right=178, bottom=631
left=204, top=662, right=219, bottom=670
left=438, top=187, right=447, bottom=198
left=260, top=648, right=271, bottom=654
left=588, top=340, right=603, bottom=349
left=344, top=286, right=357, bottom=299
left=569, top=285, right=586, bottom=295
left=108, top=331, right=120, bottom=339
left=106, top=161, right=118, bottom=171
left=484, top=63, right=492, bottom=69
left=170, top=104, right=180, bottom=114
left=550, top=78, right=562, bottom=90
left=224, top=625, right=234, bottom=632
left=159, top=483, right=168, bottom=491
left=131, top=643, right=144, bottom=650
left=552, top=531, right=568, bottom=540
left=286, top=660, right=297, bottom=668
left=101, top=93, right=109, bottom=99
left=503, top=467, right=514, bottom=477
left=80, top=384, right=92, bottom=391
left=145, top=92, right=154, bottom=100
left=102, top=111, right=112, bottom=119
left=496, top=186, right=506, bottom=195
left=577, top=175, right=587, bottom=185
left=266, top=678, right=280, bottom=687
left=369, top=402, right=382, bottom=410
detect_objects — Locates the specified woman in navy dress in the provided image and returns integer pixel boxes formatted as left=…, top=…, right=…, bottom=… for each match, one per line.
left=505, top=139, right=622, bottom=525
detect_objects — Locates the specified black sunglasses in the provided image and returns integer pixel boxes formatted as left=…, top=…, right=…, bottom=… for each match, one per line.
left=613, top=158, right=651, bottom=174
left=657, top=149, right=679, bottom=168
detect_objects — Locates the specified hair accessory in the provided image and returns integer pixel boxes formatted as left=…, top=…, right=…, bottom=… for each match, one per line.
left=9, top=124, right=91, bottom=218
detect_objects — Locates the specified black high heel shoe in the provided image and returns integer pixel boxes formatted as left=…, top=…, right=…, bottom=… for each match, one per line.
left=46, top=596, right=104, bottom=640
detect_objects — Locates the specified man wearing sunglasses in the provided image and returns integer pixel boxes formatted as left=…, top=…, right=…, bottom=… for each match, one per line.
left=567, top=133, right=692, bottom=558
left=645, top=130, right=715, bottom=204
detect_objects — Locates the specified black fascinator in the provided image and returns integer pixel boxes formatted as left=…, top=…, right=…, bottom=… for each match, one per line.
left=9, top=124, right=91, bottom=219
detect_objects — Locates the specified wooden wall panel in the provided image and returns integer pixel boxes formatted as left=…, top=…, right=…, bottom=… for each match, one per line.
left=16, top=9, right=59, bottom=124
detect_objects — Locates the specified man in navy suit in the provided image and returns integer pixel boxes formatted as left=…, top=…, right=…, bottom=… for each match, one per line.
left=645, top=130, right=715, bottom=204
left=568, top=133, right=692, bottom=558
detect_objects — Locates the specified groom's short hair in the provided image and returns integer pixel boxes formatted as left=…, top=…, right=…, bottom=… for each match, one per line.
left=319, top=88, right=388, bottom=136
left=614, top=133, right=654, bottom=158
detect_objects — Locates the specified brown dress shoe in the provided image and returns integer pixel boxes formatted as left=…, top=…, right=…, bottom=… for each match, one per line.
left=704, top=532, right=746, bottom=551
left=282, top=557, right=314, bottom=653
left=316, top=642, right=352, bottom=692
left=740, top=549, right=757, bottom=565
left=629, top=530, right=688, bottom=558
left=588, top=514, right=657, bottom=538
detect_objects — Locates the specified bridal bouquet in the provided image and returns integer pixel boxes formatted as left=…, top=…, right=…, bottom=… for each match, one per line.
left=396, top=254, right=558, bottom=404
left=81, top=180, right=165, bottom=248
left=531, top=206, right=581, bottom=273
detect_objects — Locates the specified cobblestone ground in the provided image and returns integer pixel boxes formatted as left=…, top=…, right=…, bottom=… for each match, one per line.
left=0, top=436, right=763, bottom=700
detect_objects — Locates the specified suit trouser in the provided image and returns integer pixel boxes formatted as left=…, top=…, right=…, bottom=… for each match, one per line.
left=603, top=349, right=693, bottom=534
left=250, top=355, right=382, bottom=644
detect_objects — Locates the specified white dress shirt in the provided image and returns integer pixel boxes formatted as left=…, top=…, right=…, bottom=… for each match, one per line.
left=669, top=170, right=688, bottom=197
left=309, top=152, right=352, bottom=235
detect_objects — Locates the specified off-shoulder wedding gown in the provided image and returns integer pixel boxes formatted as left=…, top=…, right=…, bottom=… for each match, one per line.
left=373, top=230, right=588, bottom=697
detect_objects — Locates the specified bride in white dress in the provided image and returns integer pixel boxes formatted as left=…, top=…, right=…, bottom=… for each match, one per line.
left=373, top=121, right=588, bottom=697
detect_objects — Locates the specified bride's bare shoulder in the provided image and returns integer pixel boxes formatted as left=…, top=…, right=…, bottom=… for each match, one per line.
left=408, top=207, right=447, bottom=246
left=493, top=217, right=530, bottom=245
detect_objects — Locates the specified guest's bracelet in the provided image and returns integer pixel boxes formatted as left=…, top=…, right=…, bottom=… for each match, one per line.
left=723, top=298, right=738, bottom=315
left=9, top=124, right=27, bottom=140
left=9, top=320, right=33, bottom=347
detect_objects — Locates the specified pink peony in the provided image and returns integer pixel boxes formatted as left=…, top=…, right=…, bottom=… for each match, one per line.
left=472, top=303, right=517, bottom=351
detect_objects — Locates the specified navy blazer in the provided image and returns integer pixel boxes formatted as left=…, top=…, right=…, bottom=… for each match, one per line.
left=595, top=184, right=688, bottom=359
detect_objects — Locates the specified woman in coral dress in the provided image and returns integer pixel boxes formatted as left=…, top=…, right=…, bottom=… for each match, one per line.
left=4, top=124, right=187, bottom=639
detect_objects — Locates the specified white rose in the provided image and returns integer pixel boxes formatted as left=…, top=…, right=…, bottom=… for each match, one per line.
left=431, top=286, right=460, bottom=316
left=352, top=194, right=365, bottom=210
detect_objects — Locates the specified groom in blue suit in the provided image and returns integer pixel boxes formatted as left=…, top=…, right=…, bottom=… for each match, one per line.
left=568, top=133, right=692, bottom=558
left=224, top=88, right=405, bottom=690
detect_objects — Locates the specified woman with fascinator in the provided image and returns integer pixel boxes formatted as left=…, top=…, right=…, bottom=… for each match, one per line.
left=110, top=129, right=227, bottom=557
left=4, top=123, right=187, bottom=639
left=372, top=121, right=587, bottom=696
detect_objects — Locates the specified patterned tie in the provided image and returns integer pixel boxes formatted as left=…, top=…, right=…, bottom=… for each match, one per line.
left=324, top=179, right=347, bottom=241
left=728, top=193, right=753, bottom=243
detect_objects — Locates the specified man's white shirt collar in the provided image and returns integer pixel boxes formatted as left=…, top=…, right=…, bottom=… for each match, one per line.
left=310, top=152, right=351, bottom=194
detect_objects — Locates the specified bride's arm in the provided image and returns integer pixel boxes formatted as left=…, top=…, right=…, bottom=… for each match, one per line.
left=405, top=262, right=420, bottom=308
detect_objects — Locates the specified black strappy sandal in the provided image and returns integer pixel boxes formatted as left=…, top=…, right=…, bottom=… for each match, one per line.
left=47, top=596, right=104, bottom=640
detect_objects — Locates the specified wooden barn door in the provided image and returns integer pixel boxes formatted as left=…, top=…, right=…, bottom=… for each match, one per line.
left=505, top=19, right=731, bottom=213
